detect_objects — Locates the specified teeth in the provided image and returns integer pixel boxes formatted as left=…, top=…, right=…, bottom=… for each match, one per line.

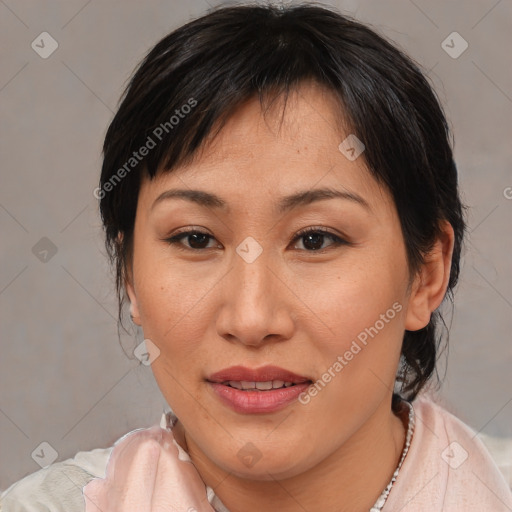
left=255, top=381, right=273, bottom=390
left=225, top=380, right=295, bottom=390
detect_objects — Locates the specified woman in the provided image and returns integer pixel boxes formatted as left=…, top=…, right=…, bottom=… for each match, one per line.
left=2, top=3, right=511, bottom=511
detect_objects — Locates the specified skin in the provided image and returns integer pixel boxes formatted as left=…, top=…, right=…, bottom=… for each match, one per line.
left=126, top=81, right=454, bottom=512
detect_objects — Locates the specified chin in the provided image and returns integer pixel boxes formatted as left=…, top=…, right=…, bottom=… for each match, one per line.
left=212, top=445, right=316, bottom=481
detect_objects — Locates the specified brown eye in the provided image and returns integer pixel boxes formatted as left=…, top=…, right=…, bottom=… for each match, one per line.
left=165, top=230, right=220, bottom=250
left=293, top=228, right=347, bottom=251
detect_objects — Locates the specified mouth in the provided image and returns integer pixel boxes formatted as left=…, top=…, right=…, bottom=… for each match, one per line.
left=207, top=365, right=313, bottom=413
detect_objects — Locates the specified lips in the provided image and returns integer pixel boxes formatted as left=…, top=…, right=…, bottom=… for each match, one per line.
left=207, top=365, right=313, bottom=414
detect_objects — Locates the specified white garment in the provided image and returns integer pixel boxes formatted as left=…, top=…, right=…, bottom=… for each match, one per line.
left=0, top=447, right=112, bottom=511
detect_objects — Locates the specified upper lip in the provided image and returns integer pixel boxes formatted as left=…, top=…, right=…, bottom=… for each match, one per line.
left=207, top=365, right=311, bottom=384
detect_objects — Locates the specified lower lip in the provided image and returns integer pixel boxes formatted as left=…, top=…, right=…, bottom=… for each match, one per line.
left=208, top=382, right=311, bottom=414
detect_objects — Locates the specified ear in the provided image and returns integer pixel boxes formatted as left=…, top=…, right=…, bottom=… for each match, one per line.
left=405, top=220, right=455, bottom=331
left=119, top=230, right=142, bottom=327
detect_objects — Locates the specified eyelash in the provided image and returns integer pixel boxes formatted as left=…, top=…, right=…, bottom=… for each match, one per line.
left=164, top=227, right=349, bottom=252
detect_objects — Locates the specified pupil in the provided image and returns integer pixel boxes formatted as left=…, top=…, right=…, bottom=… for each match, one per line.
left=189, top=233, right=209, bottom=249
left=304, top=233, right=323, bottom=250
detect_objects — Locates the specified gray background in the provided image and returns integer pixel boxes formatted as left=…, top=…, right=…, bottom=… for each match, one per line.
left=1, top=0, right=511, bottom=490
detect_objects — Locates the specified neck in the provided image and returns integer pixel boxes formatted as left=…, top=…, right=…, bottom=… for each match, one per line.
left=176, top=398, right=406, bottom=512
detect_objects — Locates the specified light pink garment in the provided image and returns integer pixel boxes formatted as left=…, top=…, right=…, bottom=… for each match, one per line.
left=83, top=396, right=512, bottom=511
left=83, top=424, right=215, bottom=512
left=383, top=396, right=512, bottom=511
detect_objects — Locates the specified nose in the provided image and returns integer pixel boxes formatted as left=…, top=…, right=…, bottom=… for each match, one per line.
left=215, top=244, right=295, bottom=347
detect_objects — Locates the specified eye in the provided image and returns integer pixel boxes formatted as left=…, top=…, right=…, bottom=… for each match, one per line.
left=292, top=227, right=348, bottom=251
left=164, top=227, right=348, bottom=252
left=164, top=229, right=221, bottom=250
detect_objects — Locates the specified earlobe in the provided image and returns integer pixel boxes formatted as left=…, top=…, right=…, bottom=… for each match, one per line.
left=404, top=221, right=455, bottom=331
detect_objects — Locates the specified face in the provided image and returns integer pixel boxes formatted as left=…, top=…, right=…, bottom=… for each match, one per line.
left=126, top=82, right=422, bottom=480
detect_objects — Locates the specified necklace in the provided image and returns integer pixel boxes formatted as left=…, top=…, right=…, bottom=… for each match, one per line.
left=369, top=400, right=415, bottom=511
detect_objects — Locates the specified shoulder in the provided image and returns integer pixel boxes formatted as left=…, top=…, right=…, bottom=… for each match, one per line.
left=383, top=394, right=512, bottom=511
left=0, top=446, right=112, bottom=512
left=0, top=414, right=172, bottom=512
left=414, top=395, right=511, bottom=483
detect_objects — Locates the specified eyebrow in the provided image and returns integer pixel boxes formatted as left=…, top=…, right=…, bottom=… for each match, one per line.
left=151, top=187, right=371, bottom=213
left=151, top=189, right=227, bottom=212
left=277, top=187, right=371, bottom=213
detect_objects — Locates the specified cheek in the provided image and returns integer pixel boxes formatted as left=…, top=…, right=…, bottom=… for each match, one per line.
left=133, top=254, right=216, bottom=363
left=297, top=252, right=408, bottom=402
left=303, top=255, right=408, bottom=348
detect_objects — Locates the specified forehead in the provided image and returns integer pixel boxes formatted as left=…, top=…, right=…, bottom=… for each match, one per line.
left=178, top=82, right=350, bottom=175
left=138, top=81, right=390, bottom=214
